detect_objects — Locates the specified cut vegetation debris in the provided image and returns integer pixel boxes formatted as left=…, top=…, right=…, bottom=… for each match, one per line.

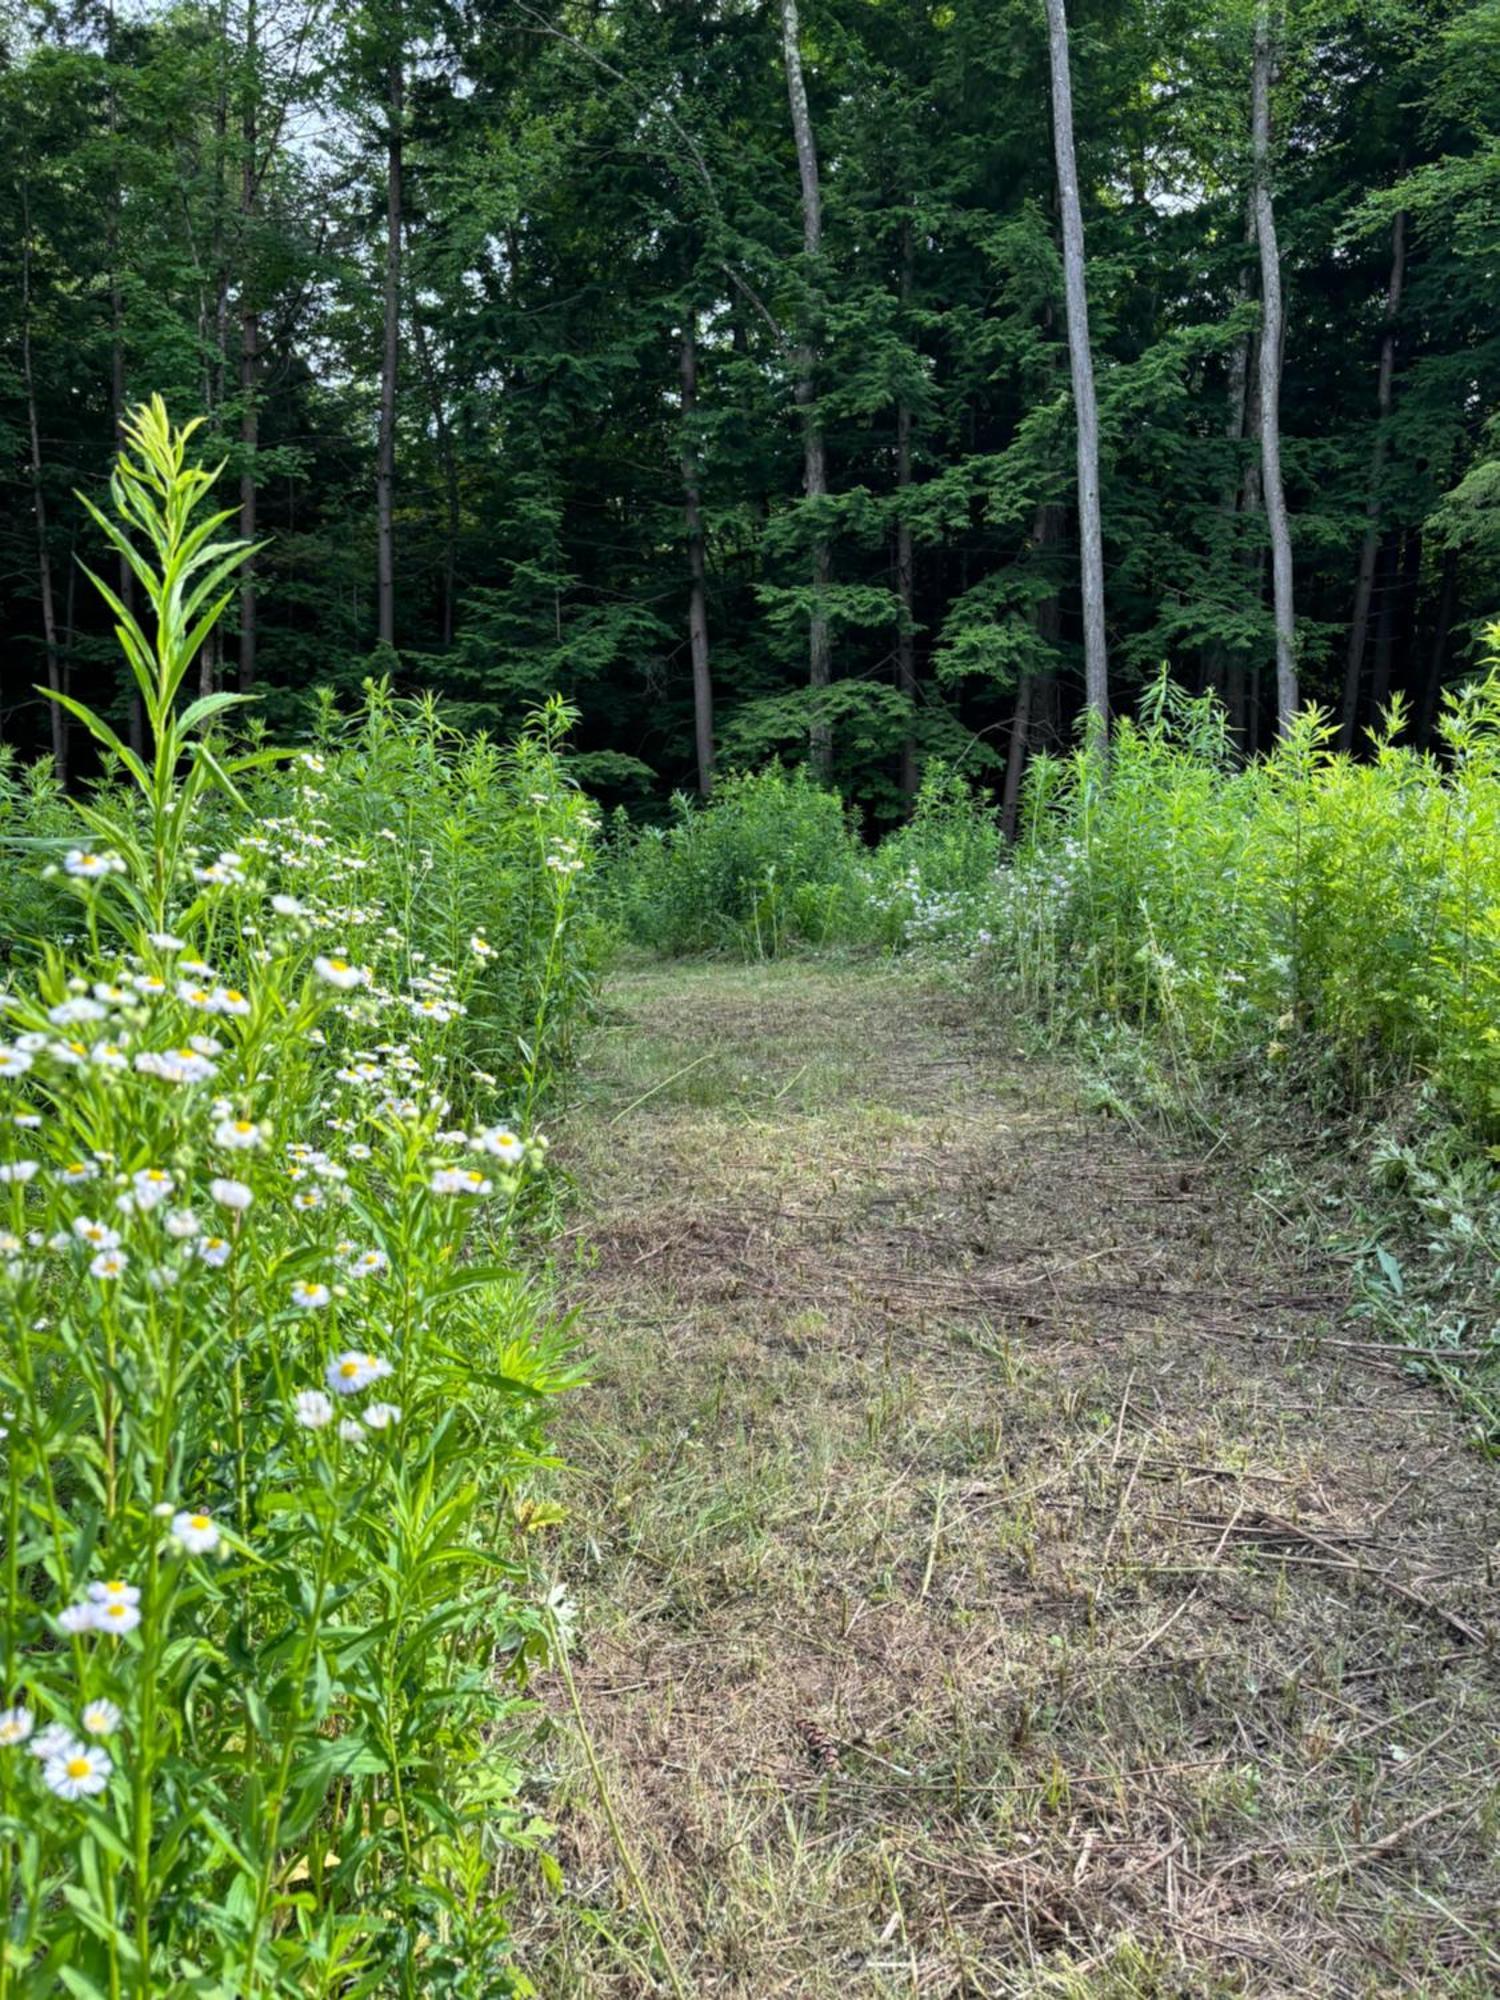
left=514, top=960, right=1500, bottom=1999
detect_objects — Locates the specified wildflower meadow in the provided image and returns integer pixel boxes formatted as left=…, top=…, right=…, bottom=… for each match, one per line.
left=0, top=403, right=597, bottom=1996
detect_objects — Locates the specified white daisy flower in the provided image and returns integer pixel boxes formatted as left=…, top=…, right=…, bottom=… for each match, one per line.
left=171, top=1511, right=220, bottom=1555
left=30, top=1722, right=74, bottom=1761
left=48, top=1039, right=90, bottom=1066
left=93, top=1598, right=140, bottom=1636
left=294, top=1388, right=335, bottom=1429
left=214, top=1118, right=263, bottom=1152
left=313, top=956, right=368, bottom=992
left=0, top=1161, right=39, bottom=1185
left=48, top=999, right=106, bottom=1027
left=176, top=984, right=217, bottom=1012
left=473, top=1126, right=524, bottom=1165
left=469, top=933, right=495, bottom=960
left=164, top=1209, right=200, bottom=1240
left=0, top=1706, right=34, bottom=1747
left=291, top=1189, right=324, bottom=1212
left=58, top=1160, right=99, bottom=1184
left=210, top=1178, right=253, bottom=1212
left=429, top=1166, right=492, bottom=1196
left=89, top=1250, right=128, bottom=1282
left=87, top=1581, right=140, bottom=1610
left=64, top=850, right=120, bottom=881
left=0, top=1047, right=34, bottom=1079
left=196, top=1236, right=232, bottom=1268
left=56, top=1602, right=95, bottom=1635
left=89, top=1041, right=129, bottom=1070
left=270, top=894, right=306, bottom=918
left=81, top=1699, right=121, bottom=1736
left=347, top=1249, right=388, bottom=1278
left=362, top=1402, right=401, bottom=1430
left=130, top=1168, right=175, bottom=1209
left=290, top=1279, right=331, bottom=1311
left=338, top=1418, right=364, bottom=1443
left=325, top=1350, right=391, bottom=1396
left=92, top=983, right=129, bottom=1005
left=148, top=932, right=185, bottom=951
left=43, top=1741, right=112, bottom=1799
left=213, top=988, right=251, bottom=1018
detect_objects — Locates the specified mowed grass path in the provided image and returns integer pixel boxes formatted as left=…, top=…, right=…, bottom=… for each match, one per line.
left=512, top=960, right=1500, bottom=1998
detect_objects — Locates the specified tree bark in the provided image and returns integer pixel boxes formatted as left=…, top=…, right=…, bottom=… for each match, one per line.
left=679, top=310, right=715, bottom=797
left=1043, top=0, right=1108, bottom=733
left=1416, top=547, right=1458, bottom=748
left=1002, top=501, right=1063, bottom=843
left=1337, top=205, right=1407, bottom=751
left=408, top=277, right=460, bottom=648
left=238, top=0, right=259, bottom=692
left=779, top=0, right=832, bottom=779
left=1204, top=201, right=1256, bottom=703
left=896, top=213, right=918, bottom=804
left=377, top=30, right=404, bottom=652
left=1251, top=1, right=1297, bottom=734
left=19, top=181, right=65, bottom=786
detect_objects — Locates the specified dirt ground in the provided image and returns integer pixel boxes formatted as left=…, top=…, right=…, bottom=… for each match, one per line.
left=509, top=959, right=1500, bottom=1998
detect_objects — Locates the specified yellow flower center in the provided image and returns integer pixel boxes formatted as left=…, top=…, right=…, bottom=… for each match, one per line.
left=339, top=1361, right=360, bottom=1379
left=189, top=1515, right=210, bottom=1531
left=234, top=1122, right=253, bottom=1135
left=328, top=959, right=348, bottom=973
left=103, top=1580, right=125, bottom=1595
left=104, top=1604, right=127, bottom=1621
left=66, top=1756, right=91, bottom=1779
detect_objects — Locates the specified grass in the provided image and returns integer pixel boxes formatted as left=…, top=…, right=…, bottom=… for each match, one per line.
left=506, top=959, right=1500, bottom=1996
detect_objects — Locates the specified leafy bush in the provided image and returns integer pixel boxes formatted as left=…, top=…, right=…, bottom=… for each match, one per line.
left=605, top=766, right=864, bottom=956
left=0, top=403, right=593, bottom=1994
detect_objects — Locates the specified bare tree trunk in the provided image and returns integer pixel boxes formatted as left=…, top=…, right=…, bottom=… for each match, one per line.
left=1337, top=205, right=1407, bottom=751
left=238, top=0, right=259, bottom=693
left=1043, top=0, right=1108, bottom=733
left=19, top=182, right=65, bottom=785
left=1252, top=1, right=1297, bottom=733
left=377, top=30, right=404, bottom=651
left=779, top=0, right=832, bottom=778
left=679, top=311, right=715, bottom=797
left=1002, top=501, right=1063, bottom=843
left=1205, top=202, right=1255, bottom=701
left=896, top=213, right=918, bottom=805
left=1416, top=547, right=1458, bottom=748
left=409, top=279, right=460, bottom=647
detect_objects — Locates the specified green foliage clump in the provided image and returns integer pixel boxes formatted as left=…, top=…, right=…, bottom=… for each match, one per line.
left=0, top=406, right=595, bottom=1994
left=606, top=767, right=865, bottom=957
left=990, top=646, right=1500, bottom=1141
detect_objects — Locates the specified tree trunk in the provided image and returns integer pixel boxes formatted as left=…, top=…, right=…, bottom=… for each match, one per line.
left=238, top=0, right=259, bottom=693
left=105, top=0, right=146, bottom=754
left=1002, top=500, right=1063, bottom=843
left=1251, top=1, right=1297, bottom=733
left=377, top=33, right=403, bottom=652
left=1416, top=547, right=1458, bottom=748
left=1337, top=205, right=1407, bottom=751
left=19, top=182, right=65, bottom=786
left=779, top=0, right=832, bottom=779
left=896, top=213, right=918, bottom=804
left=409, top=278, right=460, bottom=647
left=679, top=310, right=715, bottom=797
left=1204, top=201, right=1256, bottom=702
left=1043, top=0, right=1108, bottom=733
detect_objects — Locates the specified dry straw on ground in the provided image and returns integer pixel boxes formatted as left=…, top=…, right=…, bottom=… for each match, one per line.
left=507, top=961, right=1500, bottom=1998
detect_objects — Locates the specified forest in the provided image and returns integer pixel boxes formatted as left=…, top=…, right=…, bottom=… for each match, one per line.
left=3, top=0, right=1499, bottom=819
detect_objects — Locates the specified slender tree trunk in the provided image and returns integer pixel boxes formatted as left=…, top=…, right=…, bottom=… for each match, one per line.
left=104, top=0, right=146, bottom=754
left=1337, top=206, right=1407, bottom=751
left=20, top=189, right=65, bottom=785
left=1002, top=501, right=1063, bottom=842
left=1252, top=1, right=1297, bottom=733
left=1205, top=202, right=1256, bottom=700
left=1043, top=0, right=1107, bottom=732
left=238, top=0, right=259, bottom=693
left=1416, top=547, right=1458, bottom=748
left=377, top=31, right=404, bottom=651
left=895, top=213, right=919, bottom=804
left=409, top=280, right=460, bottom=647
left=779, top=0, right=832, bottom=778
left=679, top=311, right=715, bottom=797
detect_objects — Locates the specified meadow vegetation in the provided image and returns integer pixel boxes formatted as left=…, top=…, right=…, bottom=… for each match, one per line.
left=0, top=404, right=598, bottom=1996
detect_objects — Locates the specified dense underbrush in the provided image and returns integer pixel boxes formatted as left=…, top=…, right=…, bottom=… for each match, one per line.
left=0, top=405, right=598, bottom=1994
left=606, top=642, right=1500, bottom=1439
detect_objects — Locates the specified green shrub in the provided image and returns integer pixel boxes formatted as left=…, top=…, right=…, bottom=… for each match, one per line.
left=0, top=403, right=591, bottom=1994
left=606, top=765, right=863, bottom=956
